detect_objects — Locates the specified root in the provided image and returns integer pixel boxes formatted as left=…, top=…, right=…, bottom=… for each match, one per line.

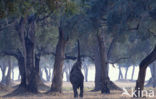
left=145, top=78, right=153, bottom=87
left=4, top=85, right=40, bottom=97
left=108, top=81, right=121, bottom=90
left=37, top=83, right=49, bottom=92
left=91, top=80, right=121, bottom=92
left=0, top=83, right=12, bottom=92
left=46, top=89, right=62, bottom=96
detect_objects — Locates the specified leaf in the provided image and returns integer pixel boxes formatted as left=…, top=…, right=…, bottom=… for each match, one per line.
left=65, top=1, right=80, bottom=15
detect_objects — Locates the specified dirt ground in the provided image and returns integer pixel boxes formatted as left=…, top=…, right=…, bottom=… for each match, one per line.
left=0, top=81, right=156, bottom=99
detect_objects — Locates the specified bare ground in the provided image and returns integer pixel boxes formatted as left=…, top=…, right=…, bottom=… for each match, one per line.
left=0, top=81, right=156, bottom=99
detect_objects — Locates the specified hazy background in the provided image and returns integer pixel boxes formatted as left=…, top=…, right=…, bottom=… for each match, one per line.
left=0, top=64, right=151, bottom=82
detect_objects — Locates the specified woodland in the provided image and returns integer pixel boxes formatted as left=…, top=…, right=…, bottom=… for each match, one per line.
left=0, top=0, right=156, bottom=98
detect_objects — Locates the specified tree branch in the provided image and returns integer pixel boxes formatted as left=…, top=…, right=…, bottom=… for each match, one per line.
left=0, top=50, right=18, bottom=58
left=107, top=57, right=130, bottom=65
left=0, top=20, right=17, bottom=32
left=148, top=29, right=156, bottom=37
left=127, top=23, right=140, bottom=31
left=36, top=48, right=94, bottom=61
left=107, top=37, right=117, bottom=60
left=36, top=11, right=53, bottom=22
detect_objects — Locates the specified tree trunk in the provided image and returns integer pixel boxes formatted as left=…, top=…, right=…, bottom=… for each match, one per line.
left=135, top=45, right=156, bottom=97
left=13, top=16, right=38, bottom=93
left=1, top=62, right=7, bottom=84
left=119, top=65, right=123, bottom=80
left=118, top=65, right=123, bottom=80
left=50, top=26, right=67, bottom=93
left=93, top=33, right=120, bottom=91
left=63, top=63, right=69, bottom=82
left=97, top=34, right=110, bottom=94
left=84, top=66, right=88, bottom=82
left=18, top=74, right=21, bottom=81
left=25, top=36, right=38, bottom=93
left=152, top=62, right=156, bottom=87
left=35, top=54, right=45, bottom=86
left=118, top=66, right=120, bottom=80
left=45, top=67, right=48, bottom=81
left=12, top=67, right=14, bottom=81
left=106, top=37, right=116, bottom=79
left=17, top=55, right=26, bottom=88
left=131, top=65, right=135, bottom=80
left=5, top=57, right=12, bottom=86
left=65, top=71, right=69, bottom=82
left=94, top=43, right=102, bottom=91
left=45, top=67, right=50, bottom=81
left=125, top=66, right=129, bottom=80
left=1, top=68, right=6, bottom=83
left=147, top=62, right=156, bottom=87
left=40, top=68, right=44, bottom=81
left=49, top=67, right=52, bottom=81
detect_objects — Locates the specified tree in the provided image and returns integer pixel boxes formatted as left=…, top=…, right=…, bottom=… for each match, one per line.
left=50, top=22, right=68, bottom=93
left=97, top=32, right=110, bottom=93
left=0, top=0, right=66, bottom=93
left=146, top=62, right=156, bottom=87
left=118, top=64, right=124, bottom=80
left=88, top=0, right=124, bottom=92
left=49, top=0, right=87, bottom=93
left=135, top=45, right=156, bottom=97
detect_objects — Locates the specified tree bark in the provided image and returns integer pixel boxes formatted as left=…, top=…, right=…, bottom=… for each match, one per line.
left=1, top=62, right=7, bottom=84
left=35, top=54, right=45, bottom=86
left=25, top=36, right=38, bottom=93
left=135, top=45, right=156, bottom=97
left=93, top=33, right=120, bottom=91
left=2, top=16, right=38, bottom=93
left=152, top=62, right=156, bottom=87
left=94, top=43, right=102, bottom=91
left=97, top=33, right=110, bottom=94
left=50, top=26, right=67, bottom=93
left=17, top=53, right=26, bottom=88
left=5, top=57, right=12, bottom=86
left=16, top=16, right=38, bottom=93
left=146, top=62, right=156, bottom=87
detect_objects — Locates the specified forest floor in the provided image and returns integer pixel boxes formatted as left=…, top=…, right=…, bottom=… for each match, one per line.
left=0, top=81, right=156, bottom=99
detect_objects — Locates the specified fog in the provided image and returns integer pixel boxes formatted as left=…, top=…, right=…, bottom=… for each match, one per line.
left=0, top=64, right=151, bottom=82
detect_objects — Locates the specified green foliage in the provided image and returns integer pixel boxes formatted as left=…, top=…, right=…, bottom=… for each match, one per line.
left=0, top=0, right=17, bottom=18
left=0, top=0, right=155, bottom=68
left=35, top=25, right=58, bottom=51
left=0, top=29, right=20, bottom=51
left=46, top=0, right=64, bottom=11
left=65, top=1, right=80, bottom=15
